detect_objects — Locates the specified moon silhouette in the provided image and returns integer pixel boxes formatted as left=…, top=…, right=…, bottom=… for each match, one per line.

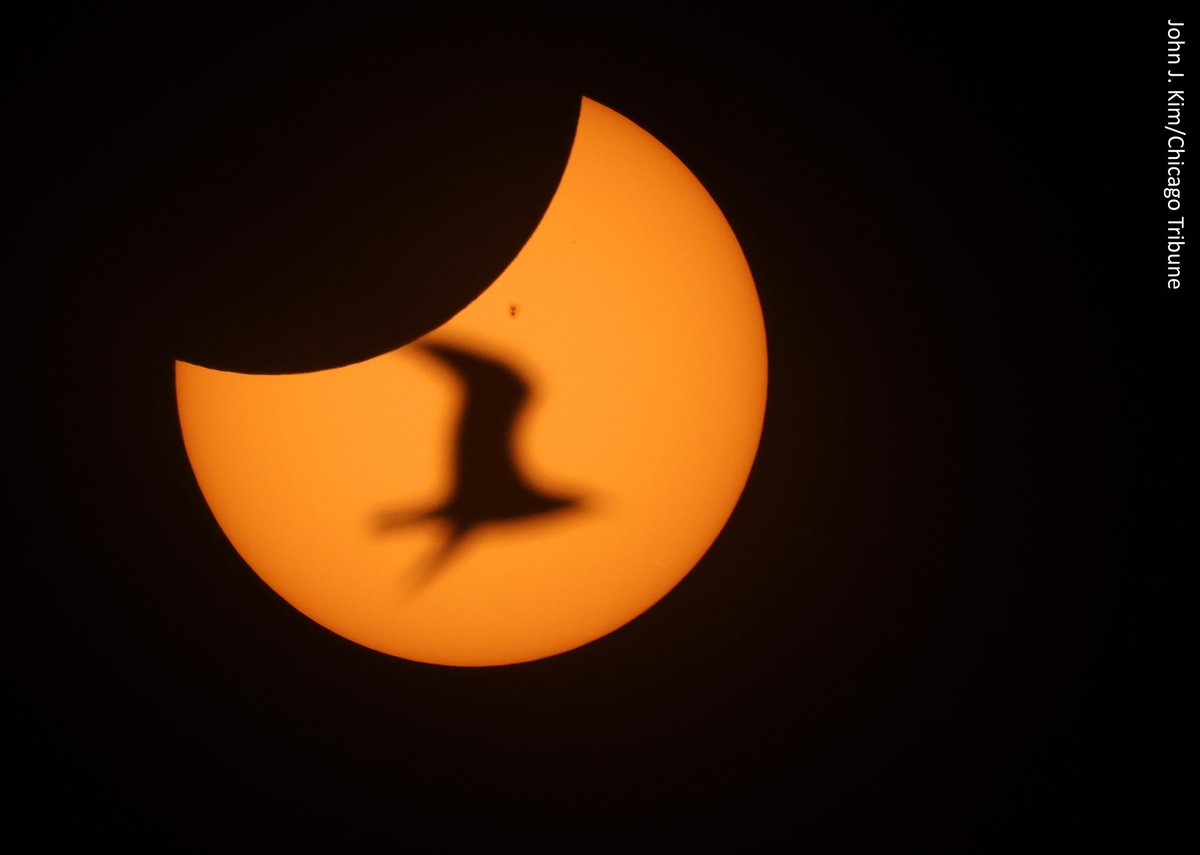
left=176, top=97, right=767, bottom=666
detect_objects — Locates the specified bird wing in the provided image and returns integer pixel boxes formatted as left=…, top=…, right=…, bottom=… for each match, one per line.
left=417, top=342, right=532, bottom=497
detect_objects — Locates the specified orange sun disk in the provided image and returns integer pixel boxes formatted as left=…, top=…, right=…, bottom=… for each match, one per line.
left=176, top=97, right=767, bottom=666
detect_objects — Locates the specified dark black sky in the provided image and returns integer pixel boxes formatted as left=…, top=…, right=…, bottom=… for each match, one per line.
left=8, top=5, right=1190, bottom=851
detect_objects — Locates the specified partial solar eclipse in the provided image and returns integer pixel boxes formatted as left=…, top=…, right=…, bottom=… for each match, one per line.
left=176, top=98, right=767, bottom=666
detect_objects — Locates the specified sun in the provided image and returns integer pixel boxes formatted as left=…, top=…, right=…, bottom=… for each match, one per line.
left=176, top=97, right=767, bottom=666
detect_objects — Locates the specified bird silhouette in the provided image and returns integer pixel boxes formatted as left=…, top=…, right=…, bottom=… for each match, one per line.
left=375, top=341, right=582, bottom=591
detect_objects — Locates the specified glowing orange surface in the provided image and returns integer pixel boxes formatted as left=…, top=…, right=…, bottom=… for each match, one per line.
left=176, top=98, right=767, bottom=666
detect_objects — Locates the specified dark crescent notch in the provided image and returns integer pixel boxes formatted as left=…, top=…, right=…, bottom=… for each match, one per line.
left=154, top=20, right=582, bottom=374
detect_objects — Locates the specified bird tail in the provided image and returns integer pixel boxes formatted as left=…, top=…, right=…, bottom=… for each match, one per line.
left=403, top=527, right=470, bottom=595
